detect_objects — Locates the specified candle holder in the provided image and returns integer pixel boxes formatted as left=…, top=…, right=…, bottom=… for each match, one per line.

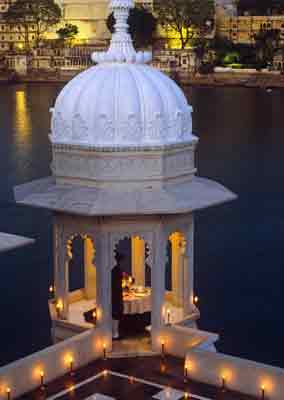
left=166, top=309, right=171, bottom=325
left=261, top=386, right=265, bottom=400
left=92, top=309, right=97, bottom=325
left=161, top=340, right=165, bottom=357
left=40, top=371, right=45, bottom=391
left=221, top=376, right=226, bottom=392
left=184, top=365, right=188, bottom=383
left=55, top=300, right=63, bottom=318
left=103, top=343, right=107, bottom=360
left=49, top=285, right=54, bottom=299
left=69, top=357, right=75, bottom=377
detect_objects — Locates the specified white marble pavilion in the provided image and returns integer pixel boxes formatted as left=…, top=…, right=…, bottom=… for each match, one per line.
left=14, top=0, right=236, bottom=353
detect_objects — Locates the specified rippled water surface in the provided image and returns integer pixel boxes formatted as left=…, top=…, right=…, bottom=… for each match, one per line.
left=0, top=83, right=284, bottom=367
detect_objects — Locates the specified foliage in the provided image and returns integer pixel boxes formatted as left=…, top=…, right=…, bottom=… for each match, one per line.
left=57, top=23, right=79, bottom=44
left=155, top=0, right=214, bottom=49
left=192, top=36, right=210, bottom=66
left=223, top=51, right=240, bottom=65
left=210, top=35, right=257, bottom=68
left=253, top=28, right=280, bottom=65
left=107, top=6, right=157, bottom=48
left=3, top=0, right=61, bottom=50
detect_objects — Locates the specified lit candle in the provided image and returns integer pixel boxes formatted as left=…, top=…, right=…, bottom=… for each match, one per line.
left=49, top=285, right=54, bottom=296
left=161, top=340, right=165, bottom=356
left=103, top=343, right=107, bottom=360
left=194, top=296, right=199, bottom=305
left=261, top=385, right=265, bottom=400
left=103, top=369, right=108, bottom=377
left=221, top=375, right=226, bottom=391
left=40, top=370, right=45, bottom=389
left=6, top=388, right=11, bottom=400
left=184, top=392, right=189, bottom=399
left=92, top=310, right=97, bottom=324
left=184, top=365, right=188, bottom=382
left=56, top=299, right=63, bottom=317
left=167, top=309, right=171, bottom=325
left=69, top=356, right=74, bottom=376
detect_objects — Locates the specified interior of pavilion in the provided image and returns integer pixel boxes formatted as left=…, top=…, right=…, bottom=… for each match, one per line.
left=51, top=231, right=197, bottom=349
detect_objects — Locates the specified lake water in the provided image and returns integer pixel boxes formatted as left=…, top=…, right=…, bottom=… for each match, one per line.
left=0, top=83, right=284, bottom=368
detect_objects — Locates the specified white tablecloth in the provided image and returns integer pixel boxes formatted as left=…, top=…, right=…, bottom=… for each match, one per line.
left=123, top=292, right=151, bottom=315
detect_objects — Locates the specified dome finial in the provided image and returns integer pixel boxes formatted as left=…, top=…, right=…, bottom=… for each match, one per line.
left=91, top=0, right=152, bottom=64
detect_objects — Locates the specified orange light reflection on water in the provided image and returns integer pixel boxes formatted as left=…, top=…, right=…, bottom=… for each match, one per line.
left=14, top=89, right=31, bottom=140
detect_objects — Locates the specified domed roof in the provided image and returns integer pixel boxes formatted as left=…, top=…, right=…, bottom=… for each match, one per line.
left=50, top=0, right=194, bottom=148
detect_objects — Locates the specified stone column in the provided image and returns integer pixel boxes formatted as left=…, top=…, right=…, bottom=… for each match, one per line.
left=84, top=237, right=96, bottom=300
left=95, top=231, right=112, bottom=337
left=53, top=218, right=69, bottom=320
left=151, top=223, right=167, bottom=351
left=170, top=232, right=184, bottom=308
left=184, top=216, right=195, bottom=315
left=131, top=236, right=145, bottom=286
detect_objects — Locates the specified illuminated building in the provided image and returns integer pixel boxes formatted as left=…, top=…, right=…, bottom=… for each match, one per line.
left=52, top=0, right=153, bottom=44
left=217, top=15, right=284, bottom=44
left=0, top=0, right=38, bottom=52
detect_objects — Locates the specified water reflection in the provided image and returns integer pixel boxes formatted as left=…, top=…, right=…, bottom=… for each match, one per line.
left=14, top=89, right=32, bottom=140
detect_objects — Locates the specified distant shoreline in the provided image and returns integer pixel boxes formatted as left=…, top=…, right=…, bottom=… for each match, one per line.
left=1, top=71, right=284, bottom=89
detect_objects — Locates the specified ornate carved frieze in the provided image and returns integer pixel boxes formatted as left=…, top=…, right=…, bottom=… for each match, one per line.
left=52, top=143, right=197, bottom=188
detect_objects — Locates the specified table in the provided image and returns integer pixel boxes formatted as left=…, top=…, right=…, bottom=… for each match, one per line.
left=123, top=288, right=151, bottom=315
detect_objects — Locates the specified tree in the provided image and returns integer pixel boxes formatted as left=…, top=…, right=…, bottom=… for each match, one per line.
left=4, top=0, right=61, bottom=50
left=107, top=6, right=157, bottom=48
left=57, top=23, right=79, bottom=46
left=254, top=28, right=280, bottom=66
left=155, top=0, right=215, bottom=50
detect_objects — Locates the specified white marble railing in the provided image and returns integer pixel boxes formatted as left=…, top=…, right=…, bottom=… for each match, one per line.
left=186, top=349, right=284, bottom=400
left=0, top=328, right=110, bottom=400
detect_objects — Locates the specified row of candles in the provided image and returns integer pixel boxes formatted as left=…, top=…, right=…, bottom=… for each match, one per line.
left=160, top=339, right=267, bottom=400
left=47, top=286, right=267, bottom=400
left=2, top=342, right=268, bottom=400
left=182, top=365, right=267, bottom=400
left=3, top=343, right=108, bottom=400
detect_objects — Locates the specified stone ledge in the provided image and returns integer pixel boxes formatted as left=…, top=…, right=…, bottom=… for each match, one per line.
left=14, top=176, right=237, bottom=216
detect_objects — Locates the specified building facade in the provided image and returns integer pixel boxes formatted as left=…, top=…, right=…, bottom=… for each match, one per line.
left=217, top=15, right=284, bottom=44
left=57, top=0, right=153, bottom=44
left=0, top=0, right=153, bottom=52
left=0, top=0, right=39, bottom=52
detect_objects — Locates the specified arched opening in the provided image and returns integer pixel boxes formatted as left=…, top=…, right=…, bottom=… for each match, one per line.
left=66, top=234, right=97, bottom=327
left=163, top=231, right=187, bottom=325
left=68, top=236, right=84, bottom=292
left=111, top=235, right=151, bottom=350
